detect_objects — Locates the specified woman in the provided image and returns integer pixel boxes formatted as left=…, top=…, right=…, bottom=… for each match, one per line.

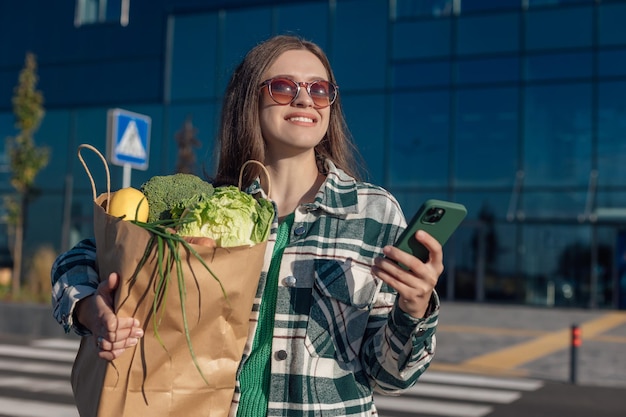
left=52, top=35, right=443, bottom=416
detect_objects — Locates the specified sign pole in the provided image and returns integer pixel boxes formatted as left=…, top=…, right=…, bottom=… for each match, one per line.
left=123, top=164, right=132, bottom=189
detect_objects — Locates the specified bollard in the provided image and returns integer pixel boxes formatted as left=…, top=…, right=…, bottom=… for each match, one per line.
left=570, top=324, right=581, bottom=384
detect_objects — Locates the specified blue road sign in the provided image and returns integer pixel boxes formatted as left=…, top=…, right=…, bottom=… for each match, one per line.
left=107, top=108, right=151, bottom=170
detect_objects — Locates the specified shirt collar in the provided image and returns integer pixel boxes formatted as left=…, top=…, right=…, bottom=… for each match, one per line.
left=245, top=159, right=360, bottom=216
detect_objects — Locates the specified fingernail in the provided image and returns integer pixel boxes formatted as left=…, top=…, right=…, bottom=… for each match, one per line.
left=129, top=338, right=139, bottom=346
left=134, top=329, right=144, bottom=338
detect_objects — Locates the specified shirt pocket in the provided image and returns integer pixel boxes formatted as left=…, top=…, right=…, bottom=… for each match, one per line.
left=305, top=258, right=380, bottom=364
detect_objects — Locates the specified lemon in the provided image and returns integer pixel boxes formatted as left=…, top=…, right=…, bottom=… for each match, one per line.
left=108, top=187, right=149, bottom=222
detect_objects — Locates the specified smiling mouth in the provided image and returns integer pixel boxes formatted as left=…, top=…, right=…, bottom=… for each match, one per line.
left=287, top=116, right=315, bottom=123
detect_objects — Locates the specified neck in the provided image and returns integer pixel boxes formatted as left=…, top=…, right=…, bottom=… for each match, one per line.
left=265, top=156, right=325, bottom=218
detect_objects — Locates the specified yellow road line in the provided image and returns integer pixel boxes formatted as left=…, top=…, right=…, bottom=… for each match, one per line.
left=430, top=362, right=529, bottom=377
left=460, top=312, right=626, bottom=371
left=439, top=325, right=547, bottom=337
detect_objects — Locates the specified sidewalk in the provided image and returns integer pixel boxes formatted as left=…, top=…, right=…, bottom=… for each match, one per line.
left=432, top=302, right=626, bottom=388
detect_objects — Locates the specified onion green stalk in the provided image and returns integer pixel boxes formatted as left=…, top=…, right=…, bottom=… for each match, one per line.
left=128, top=217, right=227, bottom=385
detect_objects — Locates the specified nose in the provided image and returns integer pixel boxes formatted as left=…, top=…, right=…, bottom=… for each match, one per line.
left=292, top=82, right=314, bottom=108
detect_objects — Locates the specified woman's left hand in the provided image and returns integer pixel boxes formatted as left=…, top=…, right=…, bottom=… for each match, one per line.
left=372, top=230, right=444, bottom=319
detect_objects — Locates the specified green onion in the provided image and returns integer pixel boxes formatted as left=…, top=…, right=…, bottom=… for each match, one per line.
left=127, top=218, right=227, bottom=384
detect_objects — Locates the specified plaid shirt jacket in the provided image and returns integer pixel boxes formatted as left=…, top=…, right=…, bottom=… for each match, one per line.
left=51, top=160, right=439, bottom=417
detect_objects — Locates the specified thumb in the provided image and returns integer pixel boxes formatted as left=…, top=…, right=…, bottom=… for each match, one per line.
left=104, top=272, right=120, bottom=293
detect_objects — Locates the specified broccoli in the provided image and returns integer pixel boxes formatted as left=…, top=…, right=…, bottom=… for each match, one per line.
left=140, top=173, right=215, bottom=222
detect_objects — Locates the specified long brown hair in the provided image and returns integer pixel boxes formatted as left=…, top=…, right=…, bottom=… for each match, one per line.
left=213, top=34, right=364, bottom=188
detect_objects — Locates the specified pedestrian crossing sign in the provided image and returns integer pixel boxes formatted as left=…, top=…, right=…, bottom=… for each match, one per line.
left=107, top=108, right=151, bottom=170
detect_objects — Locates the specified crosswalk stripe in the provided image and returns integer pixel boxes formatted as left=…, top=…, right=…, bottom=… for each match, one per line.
left=0, top=397, right=78, bottom=417
left=404, top=382, right=522, bottom=403
left=30, top=338, right=80, bottom=351
left=0, top=338, right=547, bottom=417
left=419, top=371, right=544, bottom=391
left=0, top=358, right=70, bottom=377
left=375, top=395, right=493, bottom=417
left=0, top=375, right=73, bottom=395
left=0, top=344, right=76, bottom=362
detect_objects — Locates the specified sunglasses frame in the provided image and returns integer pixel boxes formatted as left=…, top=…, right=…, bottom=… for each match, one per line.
left=260, top=77, right=339, bottom=108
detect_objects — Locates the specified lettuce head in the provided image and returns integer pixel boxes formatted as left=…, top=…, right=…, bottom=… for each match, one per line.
left=176, top=186, right=274, bottom=247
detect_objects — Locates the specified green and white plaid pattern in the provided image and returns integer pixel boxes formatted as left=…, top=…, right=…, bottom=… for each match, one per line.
left=51, top=160, right=439, bottom=417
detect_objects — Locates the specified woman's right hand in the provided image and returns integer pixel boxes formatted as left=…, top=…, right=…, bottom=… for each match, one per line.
left=74, top=272, right=144, bottom=361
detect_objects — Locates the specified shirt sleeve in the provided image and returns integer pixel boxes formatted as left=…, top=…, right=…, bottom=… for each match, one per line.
left=50, top=238, right=99, bottom=335
left=361, top=284, right=439, bottom=394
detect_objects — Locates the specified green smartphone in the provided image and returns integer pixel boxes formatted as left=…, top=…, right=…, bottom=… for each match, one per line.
left=394, top=199, right=468, bottom=263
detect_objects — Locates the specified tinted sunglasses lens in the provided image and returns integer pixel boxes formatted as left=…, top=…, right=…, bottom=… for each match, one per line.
left=309, top=81, right=336, bottom=107
left=268, top=79, right=298, bottom=104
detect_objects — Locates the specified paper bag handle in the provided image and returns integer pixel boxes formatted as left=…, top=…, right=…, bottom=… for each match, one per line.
left=239, top=160, right=272, bottom=199
left=77, top=143, right=111, bottom=212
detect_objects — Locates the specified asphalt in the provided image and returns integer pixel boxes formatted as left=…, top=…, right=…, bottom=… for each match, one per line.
left=1, top=300, right=625, bottom=390
left=432, top=301, right=626, bottom=389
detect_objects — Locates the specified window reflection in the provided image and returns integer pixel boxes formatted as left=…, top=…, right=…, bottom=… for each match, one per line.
left=393, top=60, right=450, bottom=88
left=598, top=49, right=626, bottom=77
left=525, top=6, right=592, bottom=50
left=598, top=81, right=626, bottom=187
left=455, top=88, right=518, bottom=186
left=333, top=0, right=387, bottom=90
left=523, top=84, right=592, bottom=186
left=599, top=3, right=626, bottom=46
left=393, top=20, right=452, bottom=59
left=525, top=52, right=592, bottom=81
left=456, top=56, right=520, bottom=85
left=457, top=13, right=519, bottom=55
left=390, top=91, right=450, bottom=186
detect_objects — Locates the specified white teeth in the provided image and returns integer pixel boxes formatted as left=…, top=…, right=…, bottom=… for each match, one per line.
left=289, top=116, right=313, bottom=123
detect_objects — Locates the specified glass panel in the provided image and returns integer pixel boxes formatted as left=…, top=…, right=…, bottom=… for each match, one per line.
left=598, top=49, right=626, bottom=77
left=392, top=60, right=450, bottom=88
left=458, top=0, right=521, bottom=13
left=457, top=13, right=519, bottom=55
left=599, top=3, right=626, bottom=47
left=456, top=56, right=520, bottom=85
left=170, top=13, right=218, bottom=101
left=521, top=191, right=587, bottom=220
left=276, top=3, right=328, bottom=48
left=389, top=91, right=450, bottom=186
left=333, top=0, right=387, bottom=90
left=218, top=8, right=273, bottom=94
left=455, top=87, right=518, bottom=186
left=342, top=94, right=386, bottom=184
left=394, top=0, right=455, bottom=18
left=393, top=19, right=452, bottom=59
left=598, top=81, right=626, bottom=187
left=523, top=83, right=592, bottom=186
left=527, top=0, right=594, bottom=6
left=521, top=223, right=592, bottom=307
left=435, top=191, right=524, bottom=302
left=525, top=51, right=592, bottom=81
left=525, top=6, right=592, bottom=51
left=596, top=225, right=620, bottom=309
left=39, top=59, right=160, bottom=106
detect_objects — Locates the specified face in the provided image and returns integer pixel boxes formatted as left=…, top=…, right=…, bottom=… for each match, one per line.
left=259, top=49, right=332, bottom=160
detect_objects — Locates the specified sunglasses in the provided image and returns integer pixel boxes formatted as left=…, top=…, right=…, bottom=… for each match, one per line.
left=260, top=77, right=338, bottom=108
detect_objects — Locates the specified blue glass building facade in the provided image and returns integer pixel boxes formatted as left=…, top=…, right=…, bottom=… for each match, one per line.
left=1, top=0, right=626, bottom=309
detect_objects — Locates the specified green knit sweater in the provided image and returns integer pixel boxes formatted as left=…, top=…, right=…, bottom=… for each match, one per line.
left=237, top=213, right=294, bottom=417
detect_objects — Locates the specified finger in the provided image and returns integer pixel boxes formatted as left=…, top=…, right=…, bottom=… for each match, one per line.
left=372, top=263, right=414, bottom=295
left=414, top=230, right=443, bottom=267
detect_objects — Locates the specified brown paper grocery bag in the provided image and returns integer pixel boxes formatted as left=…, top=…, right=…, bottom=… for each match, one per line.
left=71, top=145, right=269, bottom=417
